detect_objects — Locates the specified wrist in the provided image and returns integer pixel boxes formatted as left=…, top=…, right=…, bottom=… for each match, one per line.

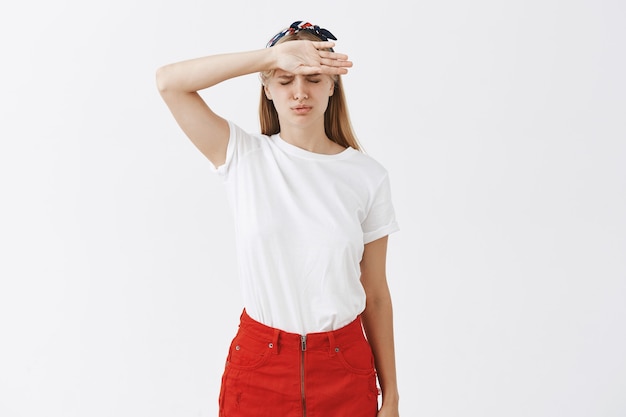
left=264, top=45, right=280, bottom=71
left=382, top=389, right=399, bottom=407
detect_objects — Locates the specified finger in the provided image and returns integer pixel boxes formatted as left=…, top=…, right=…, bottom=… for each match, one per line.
left=319, top=50, right=349, bottom=61
left=294, top=63, right=348, bottom=75
left=318, top=65, right=350, bottom=75
left=312, top=41, right=336, bottom=50
left=320, top=58, right=353, bottom=68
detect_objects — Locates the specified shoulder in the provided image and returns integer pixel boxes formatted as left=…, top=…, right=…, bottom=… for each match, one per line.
left=345, top=149, right=390, bottom=181
left=228, top=120, right=269, bottom=145
left=214, top=121, right=272, bottom=176
left=226, top=120, right=275, bottom=157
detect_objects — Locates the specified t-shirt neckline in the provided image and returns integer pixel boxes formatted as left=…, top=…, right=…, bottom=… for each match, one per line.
left=271, top=133, right=354, bottom=161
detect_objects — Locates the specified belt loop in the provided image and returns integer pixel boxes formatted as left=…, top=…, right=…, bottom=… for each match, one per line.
left=271, top=328, right=280, bottom=355
left=328, top=330, right=337, bottom=357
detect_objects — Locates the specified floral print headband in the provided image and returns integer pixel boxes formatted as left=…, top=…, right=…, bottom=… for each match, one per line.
left=266, top=21, right=338, bottom=51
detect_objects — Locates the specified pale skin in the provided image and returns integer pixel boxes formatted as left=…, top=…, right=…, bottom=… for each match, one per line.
left=156, top=40, right=399, bottom=417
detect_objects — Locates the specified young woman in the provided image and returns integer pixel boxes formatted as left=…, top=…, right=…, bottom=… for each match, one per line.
left=156, top=21, right=400, bottom=417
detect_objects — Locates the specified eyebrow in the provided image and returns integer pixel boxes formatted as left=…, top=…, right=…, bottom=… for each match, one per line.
left=276, top=74, right=322, bottom=80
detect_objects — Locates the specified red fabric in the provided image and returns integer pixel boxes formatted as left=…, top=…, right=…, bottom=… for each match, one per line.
left=219, top=309, right=379, bottom=417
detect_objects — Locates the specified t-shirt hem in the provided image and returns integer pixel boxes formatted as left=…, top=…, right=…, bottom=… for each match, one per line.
left=363, top=222, right=400, bottom=244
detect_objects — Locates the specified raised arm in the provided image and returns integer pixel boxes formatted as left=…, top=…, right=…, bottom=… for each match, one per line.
left=155, top=41, right=352, bottom=167
left=156, top=49, right=272, bottom=167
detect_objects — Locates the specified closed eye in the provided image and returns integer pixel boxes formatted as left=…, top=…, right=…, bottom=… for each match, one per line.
left=277, top=76, right=294, bottom=85
left=276, top=76, right=321, bottom=85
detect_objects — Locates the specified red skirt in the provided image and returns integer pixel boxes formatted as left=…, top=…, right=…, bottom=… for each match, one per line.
left=219, top=309, right=379, bottom=417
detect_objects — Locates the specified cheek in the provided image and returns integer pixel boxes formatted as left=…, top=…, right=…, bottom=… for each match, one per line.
left=319, top=81, right=335, bottom=97
left=267, top=85, right=287, bottom=100
left=269, top=90, right=289, bottom=107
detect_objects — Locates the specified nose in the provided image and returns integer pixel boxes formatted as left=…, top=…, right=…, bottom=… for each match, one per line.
left=292, top=77, right=308, bottom=101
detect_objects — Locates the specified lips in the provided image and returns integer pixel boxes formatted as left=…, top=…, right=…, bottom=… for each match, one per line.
left=292, top=105, right=312, bottom=114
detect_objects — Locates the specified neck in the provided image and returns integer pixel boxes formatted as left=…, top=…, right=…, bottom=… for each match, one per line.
left=279, top=124, right=344, bottom=155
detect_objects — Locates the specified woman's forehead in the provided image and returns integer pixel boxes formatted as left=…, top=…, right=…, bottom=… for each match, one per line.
left=273, top=69, right=294, bottom=77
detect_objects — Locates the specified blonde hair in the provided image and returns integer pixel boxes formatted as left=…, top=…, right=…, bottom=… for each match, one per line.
left=259, top=31, right=361, bottom=151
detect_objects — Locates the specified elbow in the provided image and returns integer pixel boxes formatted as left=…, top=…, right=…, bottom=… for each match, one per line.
left=155, top=65, right=172, bottom=93
left=363, top=283, right=393, bottom=310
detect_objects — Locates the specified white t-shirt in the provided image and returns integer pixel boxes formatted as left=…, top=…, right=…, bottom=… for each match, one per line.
left=213, top=121, right=399, bottom=334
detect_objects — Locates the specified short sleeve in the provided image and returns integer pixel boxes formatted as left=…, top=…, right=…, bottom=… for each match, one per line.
left=210, top=120, right=261, bottom=179
left=362, top=173, right=400, bottom=244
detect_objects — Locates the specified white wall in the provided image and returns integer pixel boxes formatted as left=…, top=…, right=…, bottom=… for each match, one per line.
left=1, top=0, right=625, bottom=416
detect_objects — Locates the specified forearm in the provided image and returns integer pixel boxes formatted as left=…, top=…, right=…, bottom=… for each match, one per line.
left=361, top=288, right=400, bottom=407
left=156, top=48, right=275, bottom=93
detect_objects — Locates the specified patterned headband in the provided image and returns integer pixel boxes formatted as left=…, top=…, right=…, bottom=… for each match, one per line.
left=266, top=21, right=337, bottom=51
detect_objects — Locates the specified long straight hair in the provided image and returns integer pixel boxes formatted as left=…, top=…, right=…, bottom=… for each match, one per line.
left=258, top=32, right=362, bottom=151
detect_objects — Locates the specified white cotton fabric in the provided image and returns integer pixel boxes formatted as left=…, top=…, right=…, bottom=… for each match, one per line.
left=212, top=121, right=399, bottom=334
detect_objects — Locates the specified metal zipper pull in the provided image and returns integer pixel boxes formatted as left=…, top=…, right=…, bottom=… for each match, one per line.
left=301, top=335, right=307, bottom=351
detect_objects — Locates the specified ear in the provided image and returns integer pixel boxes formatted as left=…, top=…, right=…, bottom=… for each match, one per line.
left=329, top=82, right=335, bottom=97
left=264, top=84, right=272, bottom=100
